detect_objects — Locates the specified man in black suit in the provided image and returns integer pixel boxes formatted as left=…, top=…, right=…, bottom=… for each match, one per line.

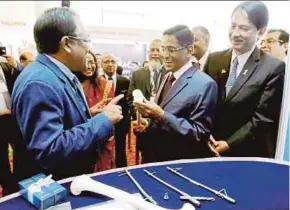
left=204, top=1, right=285, bottom=158
left=128, top=39, right=164, bottom=107
left=127, top=39, right=165, bottom=163
left=0, top=55, right=21, bottom=195
left=102, top=53, right=130, bottom=167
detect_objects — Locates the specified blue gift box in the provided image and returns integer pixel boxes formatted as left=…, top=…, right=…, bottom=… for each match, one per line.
left=19, top=173, right=67, bottom=210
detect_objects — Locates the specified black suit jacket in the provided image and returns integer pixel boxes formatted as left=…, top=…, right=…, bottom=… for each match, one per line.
left=204, top=47, right=285, bottom=158
left=115, top=75, right=130, bottom=135
left=127, top=67, right=152, bottom=118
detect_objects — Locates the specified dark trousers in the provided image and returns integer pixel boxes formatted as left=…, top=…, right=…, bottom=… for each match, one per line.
left=0, top=114, right=18, bottom=195
left=115, top=132, right=127, bottom=167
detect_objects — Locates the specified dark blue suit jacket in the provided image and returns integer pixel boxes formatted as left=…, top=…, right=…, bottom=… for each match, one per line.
left=12, top=54, right=113, bottom=180
left=143, top=66, right=218, bottom=162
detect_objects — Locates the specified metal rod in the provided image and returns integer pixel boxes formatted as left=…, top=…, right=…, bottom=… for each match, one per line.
left=124, top=169, right=158, bottom=205
left=143, top=169, right=201, bottom=207
left=167, top=167, right=236, bottom=204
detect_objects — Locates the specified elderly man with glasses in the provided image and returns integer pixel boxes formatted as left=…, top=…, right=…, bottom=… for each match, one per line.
left=12, top=7, right=124, bottom=181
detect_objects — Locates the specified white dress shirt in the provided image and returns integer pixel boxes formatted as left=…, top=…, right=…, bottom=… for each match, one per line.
left=172, top=60, right=193, bottom=86
left=230, top=46, right=256, bottom=79
left=104, top=73, right=117, bottom=91
left=191, top=51, right=209, bottom=71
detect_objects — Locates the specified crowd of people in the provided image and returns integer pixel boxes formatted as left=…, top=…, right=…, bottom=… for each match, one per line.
left=0, top=1, right=288, bottom=196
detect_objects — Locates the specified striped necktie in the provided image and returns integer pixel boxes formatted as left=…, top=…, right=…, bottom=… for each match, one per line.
left=225, top=57, right=239, bottom=96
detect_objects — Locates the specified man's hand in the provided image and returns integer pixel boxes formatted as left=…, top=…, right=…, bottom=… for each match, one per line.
left=101, top=94, right=124, bottom=125
left=132, top=118, right=149, bottom=133
left=208, top=135, right=221, bottom=157
left=90, top=98, right=112, bottom=116
left=134, top=99, right=164, bottom=121
left=208, top=135, right=230, bottom=155
left=214, top=140, right=230, bottom=154
left=4, top=55, right=17, bottom=69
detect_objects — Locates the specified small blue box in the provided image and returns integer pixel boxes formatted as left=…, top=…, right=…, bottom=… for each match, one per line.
left=19, top=173, right=67, bottom=210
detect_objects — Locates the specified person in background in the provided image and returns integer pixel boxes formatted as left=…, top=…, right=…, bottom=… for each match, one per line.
left=191, top=26, right=210, bottom=71
left=102, top=53, right=130, bottom=168
left=0, top=51, right=21, bottom=195
left=95, top=53, right=104, bottom=77
left=74, top=51, right=118, bottom=172
left=142, top=60, right=149, bottom=67
left=116, top=65, right=123, bottom=75
left=131, top=61, right=139, bottom=72
left=19, top=51, right=35, bottom=68
left=127, top=39, right=165, bottom=163
left=261, top=29, right=289, bottom=63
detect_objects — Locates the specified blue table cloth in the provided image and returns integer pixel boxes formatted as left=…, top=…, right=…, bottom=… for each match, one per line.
left=0, top=158, right=289, bottom=210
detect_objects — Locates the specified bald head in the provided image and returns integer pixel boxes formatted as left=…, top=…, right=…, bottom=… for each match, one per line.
left=19, top=51, right=34, bottom=67
left=192, top=26, right=210, bottom=60
left=102, top=53, right=117, bottom=77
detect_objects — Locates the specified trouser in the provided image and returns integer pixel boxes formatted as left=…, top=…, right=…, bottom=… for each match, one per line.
left=0, top=114, right=18, bottom=195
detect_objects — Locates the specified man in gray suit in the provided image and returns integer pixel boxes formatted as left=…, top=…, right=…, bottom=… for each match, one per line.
left=204, top=1, right=285, bottom=158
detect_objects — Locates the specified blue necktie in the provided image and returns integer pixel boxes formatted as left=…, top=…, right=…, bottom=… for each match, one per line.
left=225, top=57, right=239, bottom=96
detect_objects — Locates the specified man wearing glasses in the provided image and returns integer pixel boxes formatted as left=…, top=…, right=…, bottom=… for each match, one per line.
left=204, top=2, right=285, bottom=158
left=12, top=7, right=123, bottom=180
left=261, top=29, right=289, bottom=63
left=133, top=25, right=217, bottom=163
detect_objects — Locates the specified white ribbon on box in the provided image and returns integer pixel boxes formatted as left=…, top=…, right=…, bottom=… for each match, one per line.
left=27, top=175, right=54, bottom=203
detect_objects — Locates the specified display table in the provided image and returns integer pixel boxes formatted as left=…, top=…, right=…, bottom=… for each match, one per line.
left=0, top=158, right=289, bottom=210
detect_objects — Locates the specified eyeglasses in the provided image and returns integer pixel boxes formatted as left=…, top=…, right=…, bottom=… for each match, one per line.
left=161, top=46, right=186, bottom=55
left=262, top=38, right=284, bottom=45
left=66, top=36, right=92, bottom=48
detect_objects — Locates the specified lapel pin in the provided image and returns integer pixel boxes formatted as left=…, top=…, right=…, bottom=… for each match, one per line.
left=221, top=69, right=227, bottom=74
left=243, top=69, right=248, bottom=76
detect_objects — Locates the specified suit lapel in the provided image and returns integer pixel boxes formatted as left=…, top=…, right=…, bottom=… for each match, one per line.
left=155, top=72, right=169, bottom=104
left=144, top=69, right=151, bottom=94
left=36, top=54, right=88, bottom=122
left=160, top=67, right=196, bottom=108
left=64, top=84, right=88, bottom=122
left=218, top=49, right=232, bottom=101
left=225, top=47, right=260, bottom=103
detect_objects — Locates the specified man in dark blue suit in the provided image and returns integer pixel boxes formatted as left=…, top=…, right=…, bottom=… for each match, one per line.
left=12, top=7, right=123, bottom=180
left=134, top=25, right=217, bottom=162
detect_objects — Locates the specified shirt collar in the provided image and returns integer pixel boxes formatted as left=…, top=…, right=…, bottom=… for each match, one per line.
left=104, top=72, right=117, bottom=81
left=231, top=45, right=256, bottom=67
left=173, top=60, right=193, bottom=81
left=45, top=54, right=76, bottom=82
left=199, top=51, right=209, bottom=66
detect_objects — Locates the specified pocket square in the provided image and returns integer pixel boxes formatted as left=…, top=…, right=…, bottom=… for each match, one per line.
left=221, top=69, right=227, bottom=74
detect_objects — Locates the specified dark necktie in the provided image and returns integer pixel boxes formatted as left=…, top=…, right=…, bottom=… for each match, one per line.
left=158, top=74, right=176, bottom=105
left=108, top=77, right=114, bottom=92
